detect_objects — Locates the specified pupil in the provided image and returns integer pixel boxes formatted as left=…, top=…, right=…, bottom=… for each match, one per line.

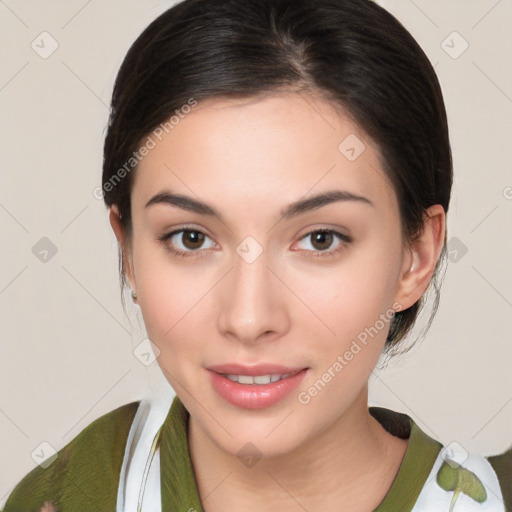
left=312, top=231, right=332, bottom=250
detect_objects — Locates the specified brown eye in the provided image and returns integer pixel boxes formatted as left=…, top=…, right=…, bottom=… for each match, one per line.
left=158, top=227, right=216, bottom=258
left=181, top=230, right=205, bottom=249
left=294, top=229, right=352, bottom=258
left=310, top=231, right=334, bottom=251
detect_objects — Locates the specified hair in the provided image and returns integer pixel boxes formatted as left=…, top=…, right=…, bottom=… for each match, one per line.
left=102, top=0, right=453, bottom=354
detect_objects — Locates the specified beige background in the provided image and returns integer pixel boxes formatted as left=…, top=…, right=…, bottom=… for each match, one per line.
left=1, top=0, right=511, bottom=504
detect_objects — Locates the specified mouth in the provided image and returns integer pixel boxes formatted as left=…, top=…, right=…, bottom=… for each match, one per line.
left=207, top=364, right=309, bottom=409
left=221, top=371, right=301, bottom=385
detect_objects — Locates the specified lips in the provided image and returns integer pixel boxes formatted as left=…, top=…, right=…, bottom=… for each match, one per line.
left=207, top=363, right=309, bottom=409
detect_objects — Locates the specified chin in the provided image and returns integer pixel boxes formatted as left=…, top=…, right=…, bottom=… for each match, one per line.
left=201, top=404, right=311, bottom=458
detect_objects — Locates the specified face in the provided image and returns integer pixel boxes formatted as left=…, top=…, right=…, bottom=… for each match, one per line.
left=115, top=91, right=424, bottom=458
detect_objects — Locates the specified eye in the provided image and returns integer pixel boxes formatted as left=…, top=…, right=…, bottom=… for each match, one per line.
left=158, top=227, right=351, bottom=259
left=294, top=229, right=351, bottom=257
left=158, top=228, right=216, bottom=258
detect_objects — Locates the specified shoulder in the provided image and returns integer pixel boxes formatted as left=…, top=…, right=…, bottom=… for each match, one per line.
left=370, top=406, right=512, bottom=511
left=413, top=438, right=512, bottom=511
left=488, top=446, right=512, bottom=510
left=3, top=401, right=140, bottom=512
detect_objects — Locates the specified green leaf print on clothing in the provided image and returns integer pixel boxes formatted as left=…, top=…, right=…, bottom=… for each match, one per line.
left=437, top=461, right=487, bottom=511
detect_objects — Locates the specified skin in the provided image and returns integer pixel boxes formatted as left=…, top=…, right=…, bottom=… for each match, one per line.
left=110, top=90, right=445, bottom=511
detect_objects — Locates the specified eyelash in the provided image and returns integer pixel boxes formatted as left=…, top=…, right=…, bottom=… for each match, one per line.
left=158, top=227, right=352, bottom=260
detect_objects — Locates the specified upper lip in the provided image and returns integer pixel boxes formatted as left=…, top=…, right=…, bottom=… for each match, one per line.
left=207, top=363, right=307, bottom=376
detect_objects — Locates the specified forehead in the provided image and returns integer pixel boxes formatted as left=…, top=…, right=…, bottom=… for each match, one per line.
left=132, top=91, right=396, bottom=218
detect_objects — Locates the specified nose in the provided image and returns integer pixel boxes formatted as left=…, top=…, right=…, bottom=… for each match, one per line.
left=217, top=247, right=290, bottom=345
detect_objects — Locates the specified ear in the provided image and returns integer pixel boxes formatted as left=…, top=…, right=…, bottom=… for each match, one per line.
left=393, top=204, right=446, bottom=311
left=109, top=205, right=136, bottom=291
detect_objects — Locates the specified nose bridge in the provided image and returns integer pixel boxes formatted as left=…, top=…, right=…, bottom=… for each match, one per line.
left=217, top=241, right=287, bottom=342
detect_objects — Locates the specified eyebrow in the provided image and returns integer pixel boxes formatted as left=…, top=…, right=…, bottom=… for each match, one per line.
left=144, top=189, right=373, bottom=221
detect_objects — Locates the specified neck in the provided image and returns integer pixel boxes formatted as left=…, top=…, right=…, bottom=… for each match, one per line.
left=188, top=387, right=409, bottom=512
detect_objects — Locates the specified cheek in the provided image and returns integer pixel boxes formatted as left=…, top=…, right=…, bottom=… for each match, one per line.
left=293, top=256, right=400, bottom=412
left=131, top=240, right=212, bottom=359
left=287, top=240, right=402, bottom=349
left=289, top=239, right=403, bottom=407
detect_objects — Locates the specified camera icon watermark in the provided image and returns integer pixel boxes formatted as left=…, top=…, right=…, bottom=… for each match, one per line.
left=32, top=237, right=58, bottom=263
left=31, top=31, right=59, bottom=59
left=441, top=31, right=469, bottom=59
left=237, top=442, right=263, bottom=468
left=31, top=441, right=58, bottom=469
left=447, top=236, right=468, bottom=263
left=133, top=338, right=161, bottom=366
left=338, top=134, right=366, bottom=162
left=441, top=441, right=469, bottom=469
left=503, top=186, right=512, bottom=200
left=236, top=236, right=263, bottom=264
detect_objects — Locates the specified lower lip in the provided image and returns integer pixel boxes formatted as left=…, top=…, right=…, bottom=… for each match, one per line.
left=208, top=369, right=308, bottom=409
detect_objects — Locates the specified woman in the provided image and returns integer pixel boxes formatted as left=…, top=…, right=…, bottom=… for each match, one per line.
left=4, top=0, right=511, bottom=510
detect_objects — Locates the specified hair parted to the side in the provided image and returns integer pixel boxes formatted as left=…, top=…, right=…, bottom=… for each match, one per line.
left=102, top=0, right=453, bottom=355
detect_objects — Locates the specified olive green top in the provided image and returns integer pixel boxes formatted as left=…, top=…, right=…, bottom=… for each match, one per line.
left=4, top=396, right=511, bottom=511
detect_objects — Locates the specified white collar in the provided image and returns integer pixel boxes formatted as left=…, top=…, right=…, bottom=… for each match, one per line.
left=116, top=379, right=175, bottom=512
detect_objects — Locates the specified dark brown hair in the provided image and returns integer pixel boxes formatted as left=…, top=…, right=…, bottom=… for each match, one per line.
left=102, top=0, right=452, bottom=353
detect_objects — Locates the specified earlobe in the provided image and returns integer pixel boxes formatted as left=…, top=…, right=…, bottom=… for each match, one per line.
left=394, top=205, right=446, bottom=310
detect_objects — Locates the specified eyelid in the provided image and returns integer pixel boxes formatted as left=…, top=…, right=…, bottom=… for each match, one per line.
left=295, top=224, right=351, bottom=241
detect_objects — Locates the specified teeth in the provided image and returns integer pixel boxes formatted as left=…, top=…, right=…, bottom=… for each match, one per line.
left=223, top=373, right=293, bottom=385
